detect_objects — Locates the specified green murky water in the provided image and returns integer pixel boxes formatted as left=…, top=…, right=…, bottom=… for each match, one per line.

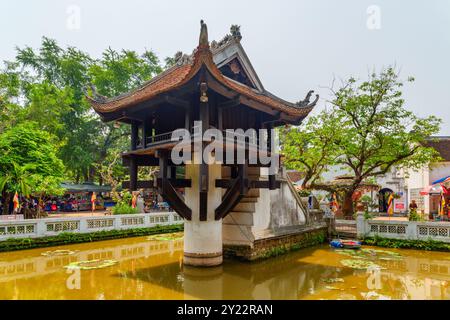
left=0, top=233, right=448, bottom=300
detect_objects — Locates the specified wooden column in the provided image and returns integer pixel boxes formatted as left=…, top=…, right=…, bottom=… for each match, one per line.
left=170, top=165, right=177, bottom=179
left=142, top=119, right=148, bottom=148
left=267, top=122, right=276, bottom=190
left=185, top=108, right=191, bottom=132
left=131, top=121, right=138, bottom=150
left=129, top=157, right=138, bottom=191
left=199, top=82, right=209, bottom=221
left=217, top=107, right=223, bottom=131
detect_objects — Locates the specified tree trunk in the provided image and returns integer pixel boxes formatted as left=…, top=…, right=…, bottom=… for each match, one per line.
left=342, top=190, right=354, bottom=218
left=2, top=191, right=12, bottom=215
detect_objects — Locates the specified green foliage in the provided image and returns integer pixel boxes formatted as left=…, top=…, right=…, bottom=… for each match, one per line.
left=363, top=236, right=450, bottom=252
left=0, top=123, right=64, bottom=198
left=0, top=224, right=184, bottom=252
left=408, top=210, right=424, bottom=221
left=282, top=67, right=441, bottom=215
left=261, top=230, right=326, bottom=259
left=298, top=189, right=311, bottom=197
left=112, top=203, right=138, bottom=215
left=1, top=37, right=163, bottom=182
left=111, top=190, right=138, bottom=214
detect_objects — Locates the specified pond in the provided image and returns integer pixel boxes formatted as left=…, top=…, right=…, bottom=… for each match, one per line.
left=0, top=233, right=448, bottom=300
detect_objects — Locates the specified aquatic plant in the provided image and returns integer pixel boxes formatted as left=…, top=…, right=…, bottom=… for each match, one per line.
left=363, top=237, right=450, bottom=252
left=321, top=278, right=344, bottom=284
left=64, top=259, right=118, bottom=270
left=0, top=224, right=184, bottom=252
left=41, top=249, right=78, bottom=256
left=340, top=259, right=384, bottom=270
left=147, top=232, right=183, bottom=241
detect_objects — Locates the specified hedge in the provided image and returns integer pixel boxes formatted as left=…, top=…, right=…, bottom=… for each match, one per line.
left=0, top=224, right=184, bottom=252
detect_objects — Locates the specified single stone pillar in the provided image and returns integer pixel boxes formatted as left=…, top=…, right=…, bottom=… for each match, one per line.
left=183, top=153, right=223, bottom=266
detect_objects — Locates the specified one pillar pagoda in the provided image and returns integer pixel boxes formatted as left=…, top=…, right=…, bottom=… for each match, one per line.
left=89, top=21, right=318, bottom=266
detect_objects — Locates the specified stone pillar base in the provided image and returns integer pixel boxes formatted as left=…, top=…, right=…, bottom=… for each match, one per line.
left=183, top=251, right=223, bottom=267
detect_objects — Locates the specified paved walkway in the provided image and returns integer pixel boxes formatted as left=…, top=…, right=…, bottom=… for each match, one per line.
left=47, top=211, right=111, bottom=218
left=372, top=216, right=408, bottom=221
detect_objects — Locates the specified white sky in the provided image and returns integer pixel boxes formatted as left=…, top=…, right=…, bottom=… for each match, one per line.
left=1, top=0, right=449, bottom=134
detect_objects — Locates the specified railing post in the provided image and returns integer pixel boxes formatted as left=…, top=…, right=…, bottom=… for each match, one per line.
left=36, top=220, right=46, bottom=237
left=356, top=212, right=365, bottom=239
left=325, top=216, right=335, bottom=240
left=79, top=217, right=88, bottom=233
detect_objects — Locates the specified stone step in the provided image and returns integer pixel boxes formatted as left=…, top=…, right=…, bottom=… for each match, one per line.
left=223, top=211, right=254, bottom=226
left=240, top=196, right=258, bottom=203
left=223, top=224, right=255, bottom=245
left=246, top=188, right=260, bottom=197
left=233, top=202, right=256, bottom=212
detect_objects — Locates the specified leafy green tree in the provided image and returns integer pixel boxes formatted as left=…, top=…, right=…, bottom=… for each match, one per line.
left=0, top=123, right=65, bottom=214
left=282, top=68, right=441, bottom=217
left=2, top=37, right=163, bottom=183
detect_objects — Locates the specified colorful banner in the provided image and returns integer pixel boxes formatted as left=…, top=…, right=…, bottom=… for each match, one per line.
left=13, top=192, right=19, bottom=211
left=91, top=192, right=97, bottom=211
left=387, top=193, right=394, bottom=216
left=439, top=192, right=446, bottom=216
left=331, top=193, right=339, bottom=213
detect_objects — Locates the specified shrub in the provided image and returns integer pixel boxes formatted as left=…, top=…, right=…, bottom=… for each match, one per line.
left=362, top=236, right=450, bottom=252
left=112, top=202, right=138, bottom=215
left=0, top=224, right=184, bottom=252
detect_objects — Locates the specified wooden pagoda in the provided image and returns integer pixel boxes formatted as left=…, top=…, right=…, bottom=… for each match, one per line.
left=89, top=21, right=317, bottom=266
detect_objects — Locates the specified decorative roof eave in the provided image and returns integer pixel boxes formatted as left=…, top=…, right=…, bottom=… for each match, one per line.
left=88, top=20, right=317, bottom=121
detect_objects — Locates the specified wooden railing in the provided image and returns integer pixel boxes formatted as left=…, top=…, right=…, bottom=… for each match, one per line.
left=134, top=127, right=265, bottom=151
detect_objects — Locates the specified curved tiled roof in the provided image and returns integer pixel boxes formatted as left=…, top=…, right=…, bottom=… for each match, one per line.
left=88, top=24, right=315, bottom=119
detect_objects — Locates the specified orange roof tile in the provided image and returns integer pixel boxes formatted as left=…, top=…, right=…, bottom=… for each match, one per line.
left=88, top=25, right=315, bottom=120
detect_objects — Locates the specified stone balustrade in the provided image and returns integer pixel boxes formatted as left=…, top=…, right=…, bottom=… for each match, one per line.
left=356, top=213, right=450, bottom=243
left=0, top=212, right=184, bottom=240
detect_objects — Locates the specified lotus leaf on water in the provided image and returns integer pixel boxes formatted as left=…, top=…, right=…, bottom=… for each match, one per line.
left=321, top=278, right=344, bottom=283
left=64, top=259, right=118, bottom=270
left=340, top=259, right=384, bottom=270
left=41, top=249, right=78, bottom=256
left=325, top=286, right=340, bottom=290
left=361, top=248, right=402, bottom=257
left=147, top=232, right=184, bottom=241
left=335, top=248, right=403, bottom=262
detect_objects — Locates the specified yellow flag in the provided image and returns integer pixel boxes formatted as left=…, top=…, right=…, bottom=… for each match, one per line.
left=387, top=194, right=394, bottom=216
left=13, top=192, right=19, bottom=209
left=439, top=193, right=445, bottom=216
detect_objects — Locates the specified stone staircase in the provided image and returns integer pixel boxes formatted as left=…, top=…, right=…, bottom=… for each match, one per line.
left=222, top=167, right=263, bottom=246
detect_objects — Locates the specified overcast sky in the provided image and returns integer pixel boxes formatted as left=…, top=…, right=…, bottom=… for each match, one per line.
left=1, top=0, right=449, bottom=134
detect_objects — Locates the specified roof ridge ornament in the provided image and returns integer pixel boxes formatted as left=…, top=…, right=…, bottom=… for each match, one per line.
left=199, top=20, right=209, bottom=48
left=83, top=83, right=107, bottom=102
left=211, top=24, right=242, bottom=50
left=295, top=90, right=319, bottom=109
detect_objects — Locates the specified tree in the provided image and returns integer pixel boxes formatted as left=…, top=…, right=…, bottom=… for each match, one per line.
left=0, top=123, right=65, bottom=214
left=2, top=37, right=163, bottom=183
left=282, top=67, right=441, bottom=217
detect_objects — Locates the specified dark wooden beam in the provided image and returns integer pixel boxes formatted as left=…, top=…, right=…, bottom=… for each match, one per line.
left=122, top=180, right=155, bottom=189
left=215, top=179, right=280, bottom=189
left=160, top=178, right=192, bottom=220
left=131, top=120, right=138, bottom=151
left=218, top=95, right=241, bottom=109
left=214, top=177, right=245, bottom=220
left=156, top=178, right=191, bottom=188
left=199, top=192, right=208, bottom=221
left=164, top=95, right=190, bottom=109
left=129, top=157, right=138, bottom=191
